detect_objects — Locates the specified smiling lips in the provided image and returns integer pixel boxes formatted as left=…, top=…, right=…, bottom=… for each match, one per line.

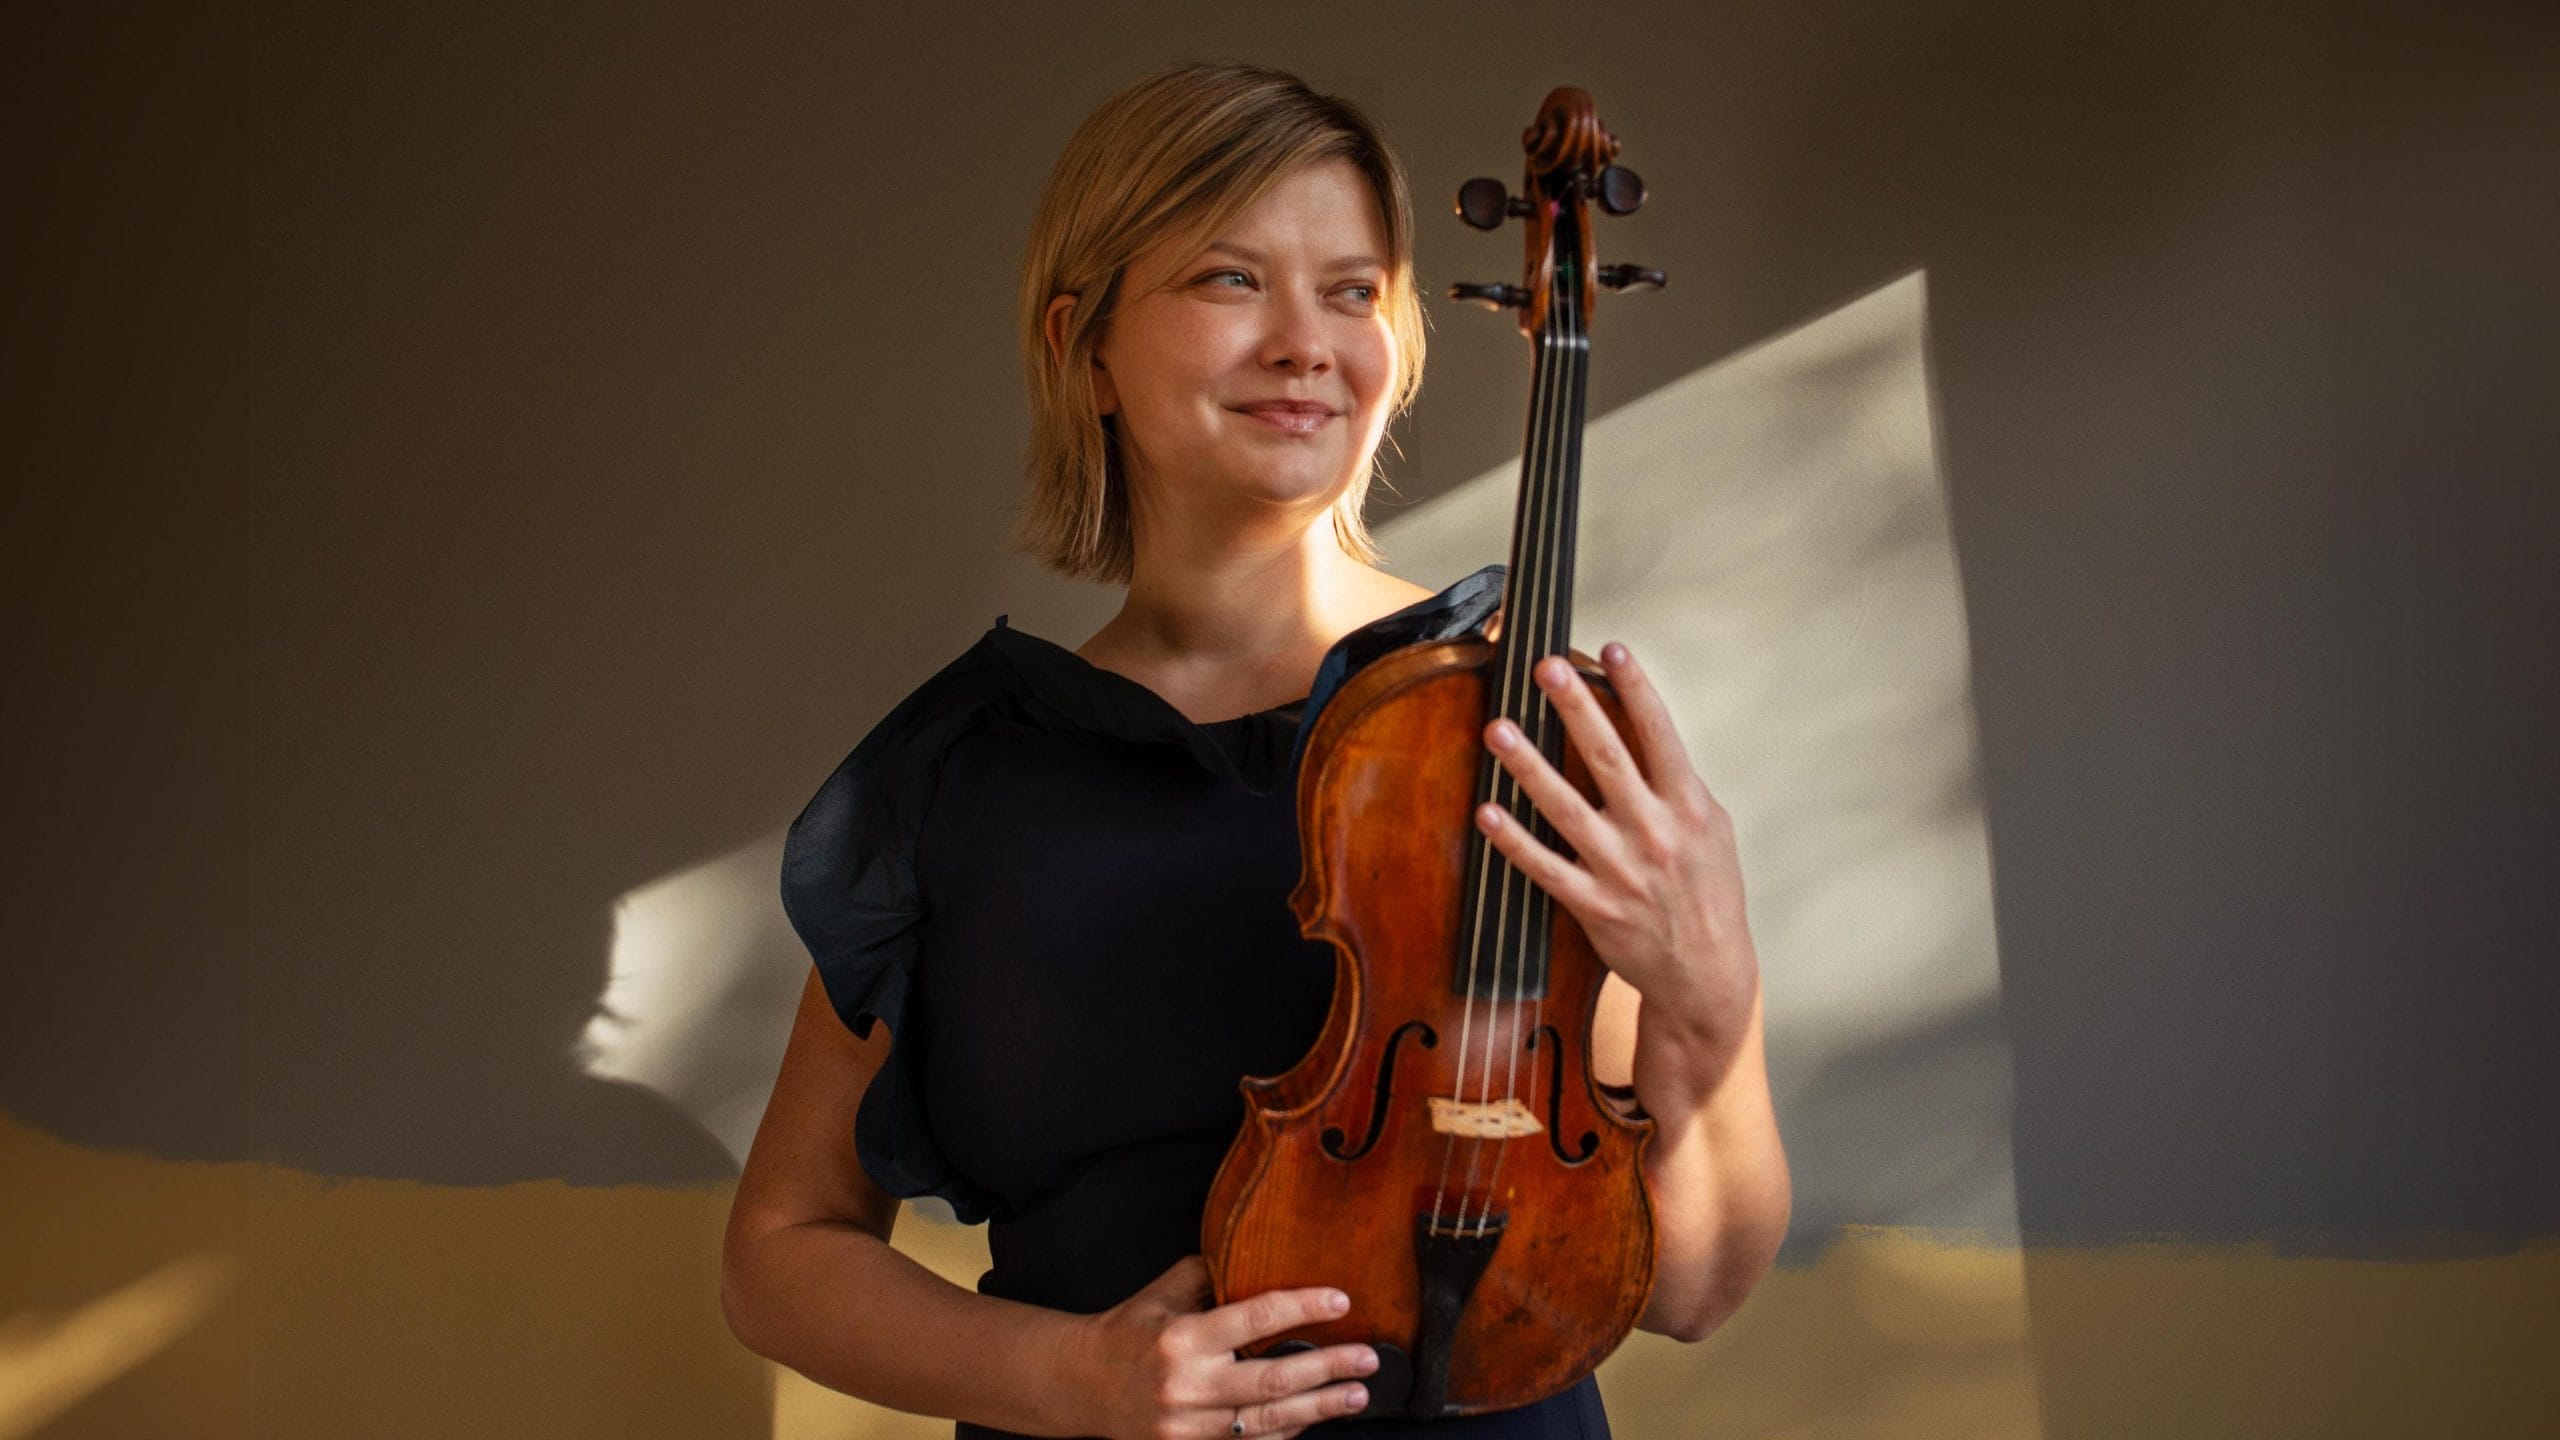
left=1231, top=400, right=1339, bottom=435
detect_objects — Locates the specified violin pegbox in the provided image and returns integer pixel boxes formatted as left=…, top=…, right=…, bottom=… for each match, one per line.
left=1449, top=87, right=1664, bottom=337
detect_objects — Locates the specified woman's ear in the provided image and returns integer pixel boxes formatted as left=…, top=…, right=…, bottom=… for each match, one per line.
left=1045, top=293, right=1116, bottom=416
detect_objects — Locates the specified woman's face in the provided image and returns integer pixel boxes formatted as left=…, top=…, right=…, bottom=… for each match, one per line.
left=1089, top=158, right=1398, bottom=535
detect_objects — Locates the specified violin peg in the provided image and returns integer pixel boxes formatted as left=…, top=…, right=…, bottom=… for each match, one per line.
left=1596, top=264, right=1666, bottom=292
left=1448, top=281, right=1530, bottom=310
left=1456, top=177, right=1529, bottom=230
left=1595, top=165, right=1646, bottom=216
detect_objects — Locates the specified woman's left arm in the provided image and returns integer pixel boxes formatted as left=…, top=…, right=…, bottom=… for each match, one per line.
left=1475, top=643, right=1793, bottom=1343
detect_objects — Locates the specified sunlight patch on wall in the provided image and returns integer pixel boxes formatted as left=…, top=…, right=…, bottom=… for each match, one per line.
left=1379, top=271, right=2016, bottom=1247
left=0, top=1253, right=243, bottom=1440
left=579, top=834, right=800, bottom=1168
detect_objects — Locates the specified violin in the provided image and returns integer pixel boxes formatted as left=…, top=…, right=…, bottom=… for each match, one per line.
left=1202, top=87, right=1668, bottom=1418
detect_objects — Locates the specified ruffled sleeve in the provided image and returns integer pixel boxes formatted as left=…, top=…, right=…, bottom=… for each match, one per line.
left=779, top=641, right=1010, bottom=1223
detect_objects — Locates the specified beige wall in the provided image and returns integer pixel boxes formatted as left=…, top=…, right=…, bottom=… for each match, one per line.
left=5, top=2, right=2554, bottom=1436
left=9, top=1113, right=2554, bottom=1439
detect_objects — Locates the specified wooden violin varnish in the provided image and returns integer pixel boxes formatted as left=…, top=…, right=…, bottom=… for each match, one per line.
left=1203, top=86, right=1669, bottom=1419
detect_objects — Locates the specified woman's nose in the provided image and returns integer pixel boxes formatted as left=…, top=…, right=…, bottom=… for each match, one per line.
left=1257, top=294, right=1333, bottom=374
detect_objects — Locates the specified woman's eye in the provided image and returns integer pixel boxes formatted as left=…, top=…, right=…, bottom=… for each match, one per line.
left=1200, top=269, right=1252, bottom=288
left=1343, top=284, right=1379, bottom=303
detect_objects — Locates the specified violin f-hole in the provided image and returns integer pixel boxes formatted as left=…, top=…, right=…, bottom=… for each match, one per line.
left=1529, top=1024, right=1600, bottom=1165
left=1320, top=1021, right=1437, bottom=1161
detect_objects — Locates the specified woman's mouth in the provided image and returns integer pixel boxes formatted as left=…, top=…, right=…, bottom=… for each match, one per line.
left=1232, top=401, right=1338, bottom=436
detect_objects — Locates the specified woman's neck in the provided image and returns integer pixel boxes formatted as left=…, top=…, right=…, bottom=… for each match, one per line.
left=1077, top=522, right=1431, bottom=723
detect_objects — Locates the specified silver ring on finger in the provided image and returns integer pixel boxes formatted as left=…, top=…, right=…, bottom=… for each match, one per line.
left=1229, top=1408, right=1246, bottom=1438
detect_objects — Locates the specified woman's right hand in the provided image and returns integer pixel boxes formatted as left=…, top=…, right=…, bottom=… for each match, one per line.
left=1069, top=1256, right=1378, bottom=1440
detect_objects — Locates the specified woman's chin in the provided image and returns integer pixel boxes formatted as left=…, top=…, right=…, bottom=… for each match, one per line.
left=1132, top=452, right=1360, bottom=518
left=1230, top=469, right=1359, bottom=516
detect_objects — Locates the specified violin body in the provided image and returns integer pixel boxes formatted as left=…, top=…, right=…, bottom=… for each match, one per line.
left=1202, top=636, right=1657, bottom=1417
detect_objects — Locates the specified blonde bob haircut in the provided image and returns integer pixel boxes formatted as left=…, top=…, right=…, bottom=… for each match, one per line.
left=1010, top=62, right=1425, bottom=585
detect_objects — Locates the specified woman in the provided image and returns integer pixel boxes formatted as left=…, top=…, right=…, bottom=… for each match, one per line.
left=724, top=62, right=1789, bottom=1440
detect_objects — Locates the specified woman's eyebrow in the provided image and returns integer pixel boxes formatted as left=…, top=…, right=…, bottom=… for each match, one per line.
left=1198, top=241, right=1386, bottom=271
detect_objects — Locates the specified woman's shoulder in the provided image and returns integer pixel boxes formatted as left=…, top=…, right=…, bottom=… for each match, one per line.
left=1319, top=561, right=1506, bottom=664
left=1347, top=563, right=1439, bottom=618
left=783, top=612, right=1097, bottom=806
left=841, top=629, right=1019, bottom=761
left=778, top=631, right=1016, bottom=976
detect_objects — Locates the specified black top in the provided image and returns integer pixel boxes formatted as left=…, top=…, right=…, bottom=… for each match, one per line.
left=781, top=563, right=1611, bottom=1439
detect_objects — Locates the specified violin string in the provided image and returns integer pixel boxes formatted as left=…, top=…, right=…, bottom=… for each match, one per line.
left=1531, top=272, right=1586, bottom=1154
left=1462, top=262, right=1576, bottom=1233
left=1434, top=263, right=1565, bottom=1235
left=1459, top=357, right=1539, bottom=1231
left=1433, top=278, right=1546, bottom=1235
left=1481, top=267, right=1582, bottom=1221
left=1531, top=275, right=1586, bottom=1171
left=1432, top=336, right=1509, bottom=1232
left=1481, top=276, right=1568, bottom=1215
left=1484, top=274, right=1556, bottom=1229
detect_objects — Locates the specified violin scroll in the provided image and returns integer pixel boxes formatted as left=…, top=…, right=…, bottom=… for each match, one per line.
left=1447, top=86, right=1665, bottom=336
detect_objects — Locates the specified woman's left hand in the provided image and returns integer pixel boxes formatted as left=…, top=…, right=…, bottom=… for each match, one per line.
left=1474, top=644, right=1760, bottom=1086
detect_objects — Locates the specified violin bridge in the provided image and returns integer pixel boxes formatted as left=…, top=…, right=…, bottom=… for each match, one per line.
left=1426, top=1097, right=1545, bottom=1139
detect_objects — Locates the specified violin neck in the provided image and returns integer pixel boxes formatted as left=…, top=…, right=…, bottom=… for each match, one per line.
left=1455, top=259, right=1591, bottom=1005
left=1490, top=260, right=1590, bottom=741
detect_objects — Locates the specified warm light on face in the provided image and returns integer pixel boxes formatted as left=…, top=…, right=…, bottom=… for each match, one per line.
left=1092, top=159, right=1399, bottom=534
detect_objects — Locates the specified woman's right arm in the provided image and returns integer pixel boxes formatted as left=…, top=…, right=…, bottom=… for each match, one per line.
left=721, top=970, right=1379, bottom=1439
